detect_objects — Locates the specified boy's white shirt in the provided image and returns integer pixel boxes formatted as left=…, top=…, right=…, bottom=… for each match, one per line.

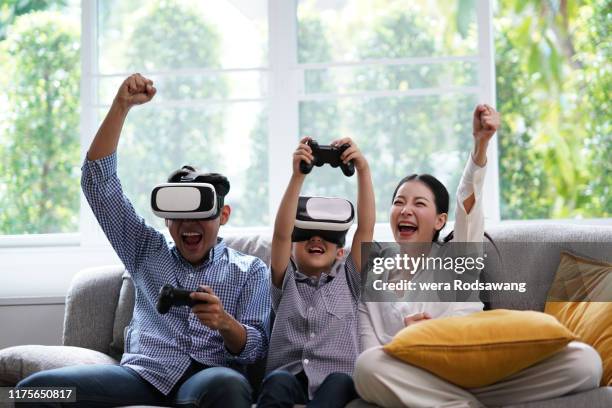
left=359, top=154, right=487, bottom=351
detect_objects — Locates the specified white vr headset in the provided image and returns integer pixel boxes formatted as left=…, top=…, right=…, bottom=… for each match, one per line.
left=292, top=196, right=355, bottom=246
left=151, top=183, right=219, bottom=219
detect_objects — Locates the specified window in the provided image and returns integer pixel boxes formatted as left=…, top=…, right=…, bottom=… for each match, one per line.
left=1, top=0, right=608, bottom=243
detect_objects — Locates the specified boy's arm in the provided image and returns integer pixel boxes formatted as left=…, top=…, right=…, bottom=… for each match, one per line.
left=270, top=137, right=312, bottom=288
left=334, top=138, right=376, bottom=274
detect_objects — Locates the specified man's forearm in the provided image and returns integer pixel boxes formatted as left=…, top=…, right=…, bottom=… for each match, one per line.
left=87, top=101, right=130, bottom=161
left=219, top=313, right=247, bottom=355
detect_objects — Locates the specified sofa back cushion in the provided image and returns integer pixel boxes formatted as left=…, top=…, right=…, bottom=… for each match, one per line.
left=63, top=265, right=126, bottom=354
left=108, top=271, right=136, bottom=360
left=481, top=224, right=612, bottom=311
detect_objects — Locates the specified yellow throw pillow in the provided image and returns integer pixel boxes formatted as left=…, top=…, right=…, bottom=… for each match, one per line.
left=545, top=251, right=612, bottom=386
left=383, top=309, right=576, bottom=388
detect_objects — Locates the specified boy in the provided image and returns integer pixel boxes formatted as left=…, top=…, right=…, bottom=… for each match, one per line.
left=17, top=74, right=270, bottom=407
left=257, top=136, right=375, bottom=407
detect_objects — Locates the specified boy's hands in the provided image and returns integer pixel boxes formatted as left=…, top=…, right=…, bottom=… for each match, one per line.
left=332, top=137, right=368, bottom=172
left=293, top=136, right=314, bottom=175
left=114, top=73, right=157, bottom=111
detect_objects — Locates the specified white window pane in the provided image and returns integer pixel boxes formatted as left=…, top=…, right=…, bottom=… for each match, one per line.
left=303, top=61, right=478, bottom=94
left=299, top=94, right=477, bottom=222
left=98, top=0, right=268, bottom=73
left=109, top=103, right=268, bottom=229
left=98, top=71, right=267, bottom=104
left=297, top=0, right=477, bottom=63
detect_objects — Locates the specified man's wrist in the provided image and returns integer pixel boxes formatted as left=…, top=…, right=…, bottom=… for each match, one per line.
left=218, top=311, right=237, bottom=334
left=112, top=98, right=132, bottom=116
left=219, top=312, right=247, bottom=355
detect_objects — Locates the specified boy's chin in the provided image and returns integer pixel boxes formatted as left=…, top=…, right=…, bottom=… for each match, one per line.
left=300, top=255, right=336, bottom=269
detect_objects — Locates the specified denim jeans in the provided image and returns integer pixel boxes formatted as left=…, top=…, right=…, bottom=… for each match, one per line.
left=256, top=370, right=357, bottom=408
left=15, top=360, right=252, bottom=407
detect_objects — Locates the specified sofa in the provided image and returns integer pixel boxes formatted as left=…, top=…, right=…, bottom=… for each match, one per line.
left=1, top=223, right=611, bottom=407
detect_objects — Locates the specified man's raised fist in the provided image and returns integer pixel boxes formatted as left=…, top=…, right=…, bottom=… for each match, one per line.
left=115, top=73, right=156, bottom=110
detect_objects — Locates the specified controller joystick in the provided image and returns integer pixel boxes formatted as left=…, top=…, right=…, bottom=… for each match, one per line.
left=299, top=139, right=355, bottom=177
left=156, top=284, right=207, bottom=315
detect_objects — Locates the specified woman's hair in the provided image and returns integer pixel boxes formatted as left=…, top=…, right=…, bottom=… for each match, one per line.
left=391, top=174, right=449, bottom=242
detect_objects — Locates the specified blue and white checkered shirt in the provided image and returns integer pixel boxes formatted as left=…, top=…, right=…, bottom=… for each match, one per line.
left=266, top=256, right=360, bottom=398
left=81, top=152, right=271, bottom=395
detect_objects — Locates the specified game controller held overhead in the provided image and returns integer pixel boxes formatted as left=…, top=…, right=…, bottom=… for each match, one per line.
left=156, top=284, right=207, bottom=314
left=299, top=139, right=355, bottom=177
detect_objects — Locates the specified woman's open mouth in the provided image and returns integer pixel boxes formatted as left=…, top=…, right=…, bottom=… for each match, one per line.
left=397, top=222, right=418, bottom=239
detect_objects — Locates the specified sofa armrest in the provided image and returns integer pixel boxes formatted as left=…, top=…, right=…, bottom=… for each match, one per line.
left=63, top=265, right=125, bottom=354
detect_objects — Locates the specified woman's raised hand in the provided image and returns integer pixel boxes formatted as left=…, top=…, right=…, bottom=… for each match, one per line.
left=472, top=104, right=500, bottom=166
left=472, top=104, right=500, bottom=145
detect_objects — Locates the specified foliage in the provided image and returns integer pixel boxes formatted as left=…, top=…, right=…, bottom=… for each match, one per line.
left=0, top=11, right=79, bottom=233
left=496, top=0, right=611, bottom=218
left=0, top=0, right=64, bottom=40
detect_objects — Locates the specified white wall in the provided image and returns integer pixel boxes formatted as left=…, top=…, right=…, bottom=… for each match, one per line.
left=0, top=299, right=65, bottom=349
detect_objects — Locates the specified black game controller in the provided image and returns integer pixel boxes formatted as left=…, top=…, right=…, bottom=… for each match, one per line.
left=299, top=140, right=355, bottom=177
left=156, top=284, right=207, bottom=314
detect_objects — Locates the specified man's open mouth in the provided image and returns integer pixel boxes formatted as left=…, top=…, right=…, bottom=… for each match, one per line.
left=181, top=231, right=203, bottom=249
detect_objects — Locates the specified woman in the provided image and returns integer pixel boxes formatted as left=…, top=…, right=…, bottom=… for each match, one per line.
left=354, top=105, right=603, bottom=407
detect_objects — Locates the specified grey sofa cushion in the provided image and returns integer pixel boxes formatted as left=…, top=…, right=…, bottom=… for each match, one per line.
left=63, top=265, right=126, bottom=354
left=224, top=234, right=273, bottom=266
left=503, top=386, right=612, bottom=408
left=344, top=388, right=612, bottom=408
left=109, top=271, right=136, bottom=361
left=482, top=224, right=612, bottom=311
left=0, top=345, right=117, bottom=386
